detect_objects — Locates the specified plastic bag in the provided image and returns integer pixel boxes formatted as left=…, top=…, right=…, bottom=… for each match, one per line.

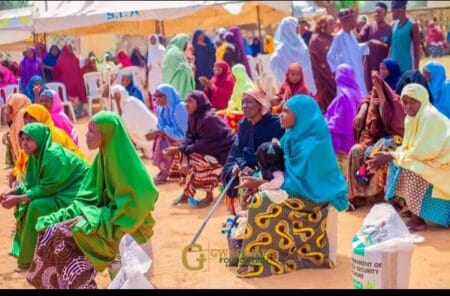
left=108, top=234, right=154, bottom=289
left=327, top=205, right=338, bottom=265
left=351, top=203, right=422, bottom=289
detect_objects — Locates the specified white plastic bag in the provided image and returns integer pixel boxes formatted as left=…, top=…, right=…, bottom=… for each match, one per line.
left=108, top=234, right=154, bottom=289
left=327, top=205, right=338, bottom=265
left=351, top=203, right=422, bottom=289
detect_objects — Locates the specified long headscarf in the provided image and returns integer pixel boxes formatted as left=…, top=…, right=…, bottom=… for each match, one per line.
left=381, top=58, right=402, bottom=90
left=228, top=26, right=252, bottom=78
left=35, top=111, right=159, bottom=271
left=40, top=89, right=79, bottom=145
left=206, top=60, right=234, bottom=110
left=116, top=49, right=132, bottom=68
left=130, top=48, right=146, bottom=67
left=281, top=95, right=348, bottom=211
left=0, top=64, right=18, bottom=87
left=6, top=93, right=31, bottom=159
left=192, top=29, right=216, bottom=90
left=270, top=17, right=317, bottom=94
left=23, top=75, right=46, bottom=103
left=424, top=60, right=450, bottom=118
left=227, top=63, right=255, bottom=112
left=52, top=44, right=88, bottom=103
left=147, top=34, right=165, bottom=67
left=250, top=37, right=262, bottom=57
left=263, top=35, right=275, bottom=55
left=121, top=72, right=143, bottom=102
left=392, top=83, right=450, bottom=200
left=42, top=45, right=61, bottom=81
left=101, top=52, right=118, bottom=74
left=19, top=47, right=42, bottom=91
left=162, top=34, right=195, bottom=100
left=395, top=70, right=434, bottom=103
left=276, top=63, right=310, bottom=102
left=155, top=84, right=188, bottom=141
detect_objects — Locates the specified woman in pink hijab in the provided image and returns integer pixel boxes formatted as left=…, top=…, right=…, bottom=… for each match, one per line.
left=39, top=89, right=79, bottom=145
left=116, top=50, right=132, bottom=68
left=0, top=64, right=18, bottom=88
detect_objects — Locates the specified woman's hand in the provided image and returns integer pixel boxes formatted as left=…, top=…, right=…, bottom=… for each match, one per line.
left=235, top=176, right=265, bottom=191
left=61, top=216, right=85, bottom=229
left=145, top=130, right=162, bottom=141
left=1, top=195, right=29, bottom=209
left=366, top=152, right=394, bottom=173
left=162, top=146, right=180, bottom=158
left=33, top=84, right=42, bottom=96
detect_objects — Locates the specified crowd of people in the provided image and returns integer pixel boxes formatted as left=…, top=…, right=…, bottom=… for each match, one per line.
left=0, top=0, right=449, bottom=289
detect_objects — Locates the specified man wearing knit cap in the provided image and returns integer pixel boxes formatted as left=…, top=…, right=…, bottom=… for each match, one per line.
left=389, top=0, right=421, bottom=72
left=327, top=8, right=369, bottom=96
left=357, top=2, right=392, bottom=91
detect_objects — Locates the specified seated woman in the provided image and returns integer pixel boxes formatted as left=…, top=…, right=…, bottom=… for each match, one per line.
left=39, top=89, right=79, bottom=145
left=348, top=71, right=405, bottom=210
left=0, top=123, right=88, bottom=271
left=121, top=71, right=144, bottom=102
left=26, top=111, right=159, bottom=289
left=10, top=104, right=85, bottom=186
left=110, top=84, right=158, bottom=159
left=235, top=94, right=348, bottom=278
left=271, top=63, right=312, bottom=114
left=367, top=83, right=450, bottom=231
left=325, top=64, right=362, bottom=170
left=423, top=60, right=450, bottom=119
left=22, top=75, right=46, bottom=103
left=379, top=58, right=402, bottom=90
left=221, top=87, right=285, bottom=215
left=147, top=84, right=188, bottom=185
left=2, top=94, right=31, bottom=169
left=165, top=91, right=235, bottom=208
left=200, top=60, right=235, bottom=110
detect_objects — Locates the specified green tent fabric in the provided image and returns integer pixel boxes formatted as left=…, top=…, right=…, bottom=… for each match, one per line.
left=227, top=64, right=255, bottom=112
left=36, top=111, right=159, bottom=271
left=162, top=33, right=195, bottom=101
left=12, top=123, right=88, bottom=268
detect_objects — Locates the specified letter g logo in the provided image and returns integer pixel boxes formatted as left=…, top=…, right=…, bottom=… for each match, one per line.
left=182, top=243, right=207, bottom=271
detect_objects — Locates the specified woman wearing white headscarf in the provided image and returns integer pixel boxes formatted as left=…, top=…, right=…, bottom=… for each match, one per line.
left=111, top=84, right=158, bottom=159
left=270, top=17, right=317, bottom=95
left=147, top=34, right=165, bottom=94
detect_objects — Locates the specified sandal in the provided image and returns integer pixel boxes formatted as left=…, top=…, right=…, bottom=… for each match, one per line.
left=188, top=197, right=212, bottom=209
left=172, top=196, right=189, bottom=205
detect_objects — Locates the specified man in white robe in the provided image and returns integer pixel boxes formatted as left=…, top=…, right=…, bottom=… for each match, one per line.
left=327, top=8, right=369, bottom=96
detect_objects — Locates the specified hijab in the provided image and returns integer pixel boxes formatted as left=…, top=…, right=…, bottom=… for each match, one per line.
left=130, top=48, right=146, bottom=67
left=381, top=58, right=402, bottom=90
left=122, top=72, right=143, bottom=102
left=147, top=34, right=165, bottom=66
left=228, top=26, right=253, bottom=78
left=276, top=63, right=310, bottom=102
left=116, top=50, right=132, bottom=68
left=6, top=93, right=31, bottom=159
left=423, top=60, right=450, bottom=118
left=23, top=75, right=46, bottom=103
left=396, top=70, right=434, bottom=103
left=250, top=37, right=262, bottom=57
left=228, top=64, right=255, bottom=112
left=263, top=35, right=275, bottom=55
left=42, top=45, right=61, bottom=81
left=281, top=95, right=348, bottom=211
left=206, top=60, right=234, bottom=110
left=19, top=47, right=42, bottom=91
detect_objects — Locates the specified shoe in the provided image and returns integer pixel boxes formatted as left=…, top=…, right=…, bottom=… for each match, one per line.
left=172, top=196, right=189, bottom=205
left=188, top=197, right=212, bottom=208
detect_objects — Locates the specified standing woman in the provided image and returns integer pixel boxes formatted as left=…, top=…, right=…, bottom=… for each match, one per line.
left=42, top=45, right=61, bottom=82
left=263, top=35, right=275, bottom=55
left=162, top=34, right=195, bottom=100
left=147, top=34, right=165, bottom=95
left=52, top=44, right=88, bottom=117
left=147, top=84, right=188, bottom=185
left=130, top=47, right=147, bottom=68
left=192, top=29, right=216, bottom=91
left=19, top=47, right=43, bottom=92
left=26, top=111, right=159, bottom=289
left=228, top=26, right=253, bottom=78
left=309, top=15, right=337, bottom=113
left=270, top=17, right=317, bottom=96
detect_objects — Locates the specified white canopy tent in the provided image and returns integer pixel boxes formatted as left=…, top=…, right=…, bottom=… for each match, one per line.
left=0, top=6, right=37, bottom=45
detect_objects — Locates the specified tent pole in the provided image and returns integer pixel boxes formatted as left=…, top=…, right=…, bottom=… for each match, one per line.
left=155, top=20, right=160, bottom=34
left=256, top=5, right=262, bottom=41
left=161, top=21, right=165, bottom=36
left=291, top=1, right=295, bottom=17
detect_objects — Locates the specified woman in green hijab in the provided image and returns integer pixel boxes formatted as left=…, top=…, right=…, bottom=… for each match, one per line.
left=0, top=123, right=88, bottom=271
left=26, top=111, right=159, bottom=289
left=162, top=34, right=195, bottom=100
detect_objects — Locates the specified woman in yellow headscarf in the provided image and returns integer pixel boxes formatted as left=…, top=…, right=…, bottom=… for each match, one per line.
left=367, top=83, right=450, bottom=231
left=11, top=104, right=86, bottom=186
left=263, top=35, right=275, bottom=55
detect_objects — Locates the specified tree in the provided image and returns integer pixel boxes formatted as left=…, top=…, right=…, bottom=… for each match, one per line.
left=0, top=1, right=30, bottom=10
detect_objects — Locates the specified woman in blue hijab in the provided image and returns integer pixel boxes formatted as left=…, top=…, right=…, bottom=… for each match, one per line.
left=120, top=72, right=144, bottom=102
left=23, top=75, right=47, bottom=103
left=235, top=95, right=348, bottom=278
left=423, top=60, right=450, bottom=118
left=380, top=58, right=402, bottom=90
left=42, top=45, right=61, bottom=82
left=192, top=29, right=216, bottom=91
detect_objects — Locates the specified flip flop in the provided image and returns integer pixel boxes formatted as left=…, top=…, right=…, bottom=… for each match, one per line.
left=172, top=196, right=189, bottom=205
left=188, top=197, right=212, bottom=209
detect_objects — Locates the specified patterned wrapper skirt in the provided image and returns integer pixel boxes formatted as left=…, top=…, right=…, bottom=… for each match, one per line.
left=152, top=134, right=179, bottom=178
left=26, top=224, right=97, bottom=289
left=236, top=191, right=333, bottom=278
left=168, top=152, right=223, bottom=197
left=386, top=164, right=450, bottom=227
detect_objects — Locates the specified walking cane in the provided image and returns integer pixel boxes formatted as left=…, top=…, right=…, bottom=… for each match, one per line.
left=189, top=176, right=236, bottom=248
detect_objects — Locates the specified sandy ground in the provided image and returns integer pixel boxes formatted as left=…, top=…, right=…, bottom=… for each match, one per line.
left=2, top=57, right=450, bottom=289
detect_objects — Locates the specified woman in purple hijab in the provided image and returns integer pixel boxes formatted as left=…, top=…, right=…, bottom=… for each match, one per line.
left=325, top=63, right=362, bottom=157
left=19, top=47, right=43, bottom=92
left=228, top=26, right=252, bottom=78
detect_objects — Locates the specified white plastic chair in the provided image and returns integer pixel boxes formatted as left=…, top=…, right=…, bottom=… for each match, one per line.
left=258, top=54, right=276, bottom=99
left=0, top=84, right=19, bottom=125
left=248, top=56, right=263, bottom=83
left=46, top=82, right=77, bottom=123
left=83, top=72, right=109, bottom=117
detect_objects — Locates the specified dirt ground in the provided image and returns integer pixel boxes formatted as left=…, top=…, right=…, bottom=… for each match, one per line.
left=1, top=58, right=450, bottom=289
